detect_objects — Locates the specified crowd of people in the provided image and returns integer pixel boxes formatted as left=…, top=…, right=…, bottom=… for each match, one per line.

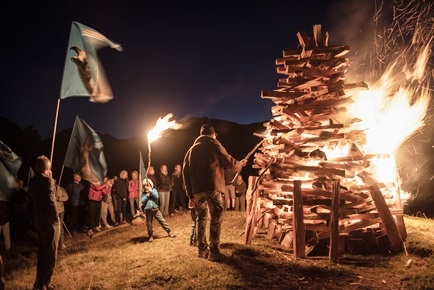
left=0, top=123, right=249, bottom=288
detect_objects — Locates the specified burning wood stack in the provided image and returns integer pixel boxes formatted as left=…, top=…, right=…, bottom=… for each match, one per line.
left=245, top=25, right=405, bottom=259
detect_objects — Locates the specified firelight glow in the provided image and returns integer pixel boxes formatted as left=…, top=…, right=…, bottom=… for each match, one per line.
left=146, top=113, right=182, bottom=144
left=343, top=18, right=431, bottom=204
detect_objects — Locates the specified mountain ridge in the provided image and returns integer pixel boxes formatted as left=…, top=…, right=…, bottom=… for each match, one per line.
left=0, top=116, right=265, bottom=186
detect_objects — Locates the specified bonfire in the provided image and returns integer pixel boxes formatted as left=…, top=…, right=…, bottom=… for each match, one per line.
left=245, top=0, right=433, bottom=261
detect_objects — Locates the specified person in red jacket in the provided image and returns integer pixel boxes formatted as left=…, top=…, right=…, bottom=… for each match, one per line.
left=87, top=177, right=110, bottom=237
left=183, top=124, right=246, bottom=262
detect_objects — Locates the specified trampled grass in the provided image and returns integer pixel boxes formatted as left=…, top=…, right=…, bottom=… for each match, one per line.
left=2, top=212, right=433, bottom=289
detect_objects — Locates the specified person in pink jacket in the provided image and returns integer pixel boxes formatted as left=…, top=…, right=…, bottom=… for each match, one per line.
left=87, top=177, right=111, bottom=237
left=128, top=171, right=140, bottom=217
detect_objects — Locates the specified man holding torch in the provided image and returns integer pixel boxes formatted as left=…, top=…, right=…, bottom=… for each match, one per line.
left=183, top=124, right=247, bottom=262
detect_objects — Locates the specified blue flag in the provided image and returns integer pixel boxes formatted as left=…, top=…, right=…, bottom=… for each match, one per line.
left=60, top=21, right=122, bottom=103
left=64, top=116, right=108, bottom=184
left=0, top=140, right=22, bottom=201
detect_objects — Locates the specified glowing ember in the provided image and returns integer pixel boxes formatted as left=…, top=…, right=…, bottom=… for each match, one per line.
left=147, top=113, right=182, bottom=144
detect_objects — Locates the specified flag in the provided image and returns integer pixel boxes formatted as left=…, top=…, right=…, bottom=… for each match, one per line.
left=60, top=21, right=122, bottom=103
left=0, top=140, right=22, bottom=201
left=139, top=151, right=146, bottom=183
left=63, top=116, right=108, bottom=184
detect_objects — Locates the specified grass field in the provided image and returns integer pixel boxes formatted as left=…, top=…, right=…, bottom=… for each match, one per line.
left=2, top=211, right=433, bottom=289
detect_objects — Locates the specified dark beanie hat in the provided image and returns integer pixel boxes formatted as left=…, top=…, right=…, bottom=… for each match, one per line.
left=200, top=124, right=216, bottom=136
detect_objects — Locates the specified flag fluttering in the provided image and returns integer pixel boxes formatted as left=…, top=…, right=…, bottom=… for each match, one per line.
left=0, top=140, right=22, bottom=201
left=60, top=21, right=122, bottom=103
left=64, top=116, right=108, bottom=184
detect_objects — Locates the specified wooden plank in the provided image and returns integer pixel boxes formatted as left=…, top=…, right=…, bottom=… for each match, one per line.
left=293, top=180, right=305, bottom=258
left=359, top=173, right=404, bottom=252
left=267, top=221, right=277, bottom=240
left=281, top=230, right=294, bottom=248
left=313, top=24, right=322, bottom=47
left=340, top=218, right=382, bottom=234
left=329, top=179, right=340, bottom=263
left=283, top=45, right=350, bottom=59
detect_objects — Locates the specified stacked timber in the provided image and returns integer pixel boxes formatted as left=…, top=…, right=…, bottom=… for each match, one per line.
left=245, top=25, right=405, bottom=259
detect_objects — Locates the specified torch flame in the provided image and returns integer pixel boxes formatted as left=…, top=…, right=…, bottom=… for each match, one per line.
left=147, top=113, right=182, bottom=144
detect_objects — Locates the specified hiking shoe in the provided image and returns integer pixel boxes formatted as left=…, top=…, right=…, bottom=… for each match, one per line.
left=149, top=236, right=154, bottom=242
left=208, top=251, right=225, bottom=262
left=198, top=249, right=210, bottom=259
left=168, top=232, right=176, bottom=238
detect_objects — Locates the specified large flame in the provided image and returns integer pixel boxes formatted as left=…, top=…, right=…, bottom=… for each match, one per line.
left=345, top=0, right=433, bottom=202
left=147, top=113, right=182, bottom=144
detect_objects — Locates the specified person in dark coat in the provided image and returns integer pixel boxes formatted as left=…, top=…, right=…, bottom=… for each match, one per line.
left=113, top=170, right=129, bottom=223
left=183, top=124, right=246, bottom=262
left=28, top=155, right=60, bottom=290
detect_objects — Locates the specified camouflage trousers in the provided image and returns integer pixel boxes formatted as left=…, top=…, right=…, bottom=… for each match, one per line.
left=194, top=191, right=224, bottom=254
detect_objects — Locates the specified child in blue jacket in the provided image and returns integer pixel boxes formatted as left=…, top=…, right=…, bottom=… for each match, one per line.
left=141, top=179, right=175, bottom=242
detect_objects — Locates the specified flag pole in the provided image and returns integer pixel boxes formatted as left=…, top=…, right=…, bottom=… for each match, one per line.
left=139, top=151, right=143, bottom=209
left=50, top=98, right=61, bottom=163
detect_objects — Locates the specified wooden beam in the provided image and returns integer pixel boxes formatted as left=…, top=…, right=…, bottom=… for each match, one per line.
left=293, top=180, right=306, bottom=258
left=329, top=179, right=340, bottom=263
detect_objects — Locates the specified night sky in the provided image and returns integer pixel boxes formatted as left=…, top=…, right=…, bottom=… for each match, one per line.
left=1, top=1, right=378, bottom=139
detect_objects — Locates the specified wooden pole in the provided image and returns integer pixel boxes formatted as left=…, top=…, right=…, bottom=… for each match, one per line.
left=329, top=179, right=340, bottom=263
left=50, top=98, right=61, bottom=163
left=231, top=139, right=264, bottom=183
left=293, top=180, right=305, bottom=258
left=360, top=173, right=404, bottom=252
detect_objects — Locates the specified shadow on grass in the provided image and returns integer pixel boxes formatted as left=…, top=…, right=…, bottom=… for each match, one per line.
left=218, top=242, right=362, bottom=289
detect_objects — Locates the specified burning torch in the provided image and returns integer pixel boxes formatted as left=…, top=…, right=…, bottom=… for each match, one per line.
left=146, top=113, right=182, bottom=176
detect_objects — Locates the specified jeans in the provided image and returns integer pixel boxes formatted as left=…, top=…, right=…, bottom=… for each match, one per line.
left=145, top=209, right=171, bottom=237
left=195, top=191, right=224, bottom=254
left=159, top=191, right=170, bottom=216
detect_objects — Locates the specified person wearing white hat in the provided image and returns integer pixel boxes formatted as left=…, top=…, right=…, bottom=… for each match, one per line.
left=141, top=178, right=175, bottom=242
